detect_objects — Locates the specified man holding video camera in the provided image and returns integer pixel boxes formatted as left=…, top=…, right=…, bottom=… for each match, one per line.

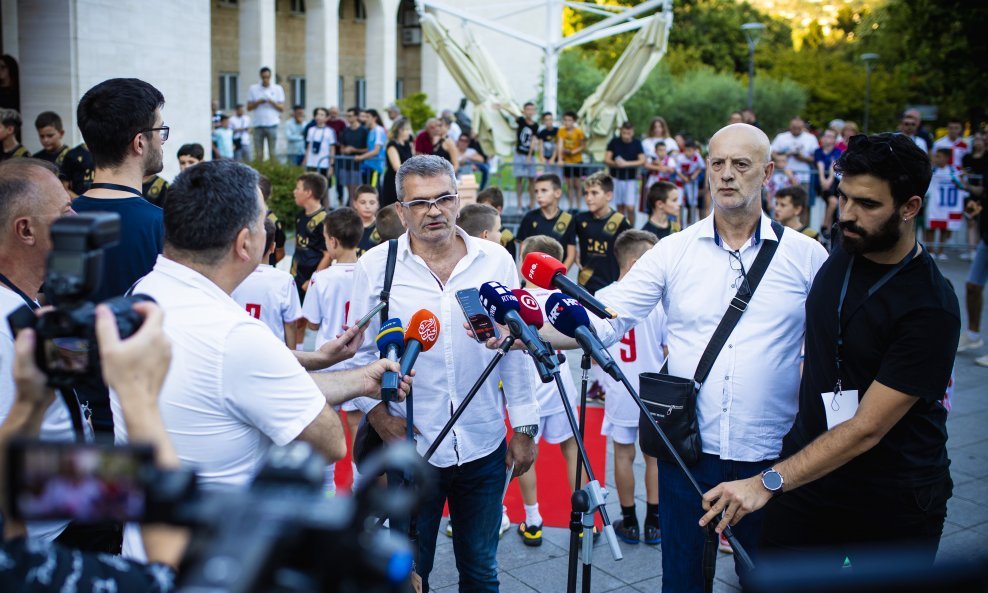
left=114, top=159, right=408, bottom=561
left=0, top=158, right=104, bottom=549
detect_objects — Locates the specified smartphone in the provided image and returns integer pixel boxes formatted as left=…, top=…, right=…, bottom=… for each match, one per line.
left=6, top=438, right=155, bottom=523
left=353, top=300, right=387, bottom=331
left=456, top=288, right=499, bottom=342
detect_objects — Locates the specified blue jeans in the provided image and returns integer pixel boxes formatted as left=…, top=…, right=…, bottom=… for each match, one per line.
left=416, top=440, right=506, bottom=593
left=658, top=453, right=773, bottom=593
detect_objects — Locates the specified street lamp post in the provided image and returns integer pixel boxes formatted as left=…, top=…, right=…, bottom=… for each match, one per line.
left=861, top=53, right=879, bottom=134
left=741, top=22, right=765, bottom=111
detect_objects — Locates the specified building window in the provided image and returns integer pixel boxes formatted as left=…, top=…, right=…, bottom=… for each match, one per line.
left=355, top=78, right=366, bottom=109
left=219, top=72, right=239, bottom=111
left=289, top=76, right=306, bottom=109
left=396, top=79, right=405, bottom=100
left=291, top=0, right=305, bottom=14
left=355, top=0, right=366, bottom=21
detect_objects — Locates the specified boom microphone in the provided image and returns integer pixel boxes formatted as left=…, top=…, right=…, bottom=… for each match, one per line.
left=376, top=318, right=405, bottom=402
left=522, top=252, right=617, bottom=320
left=478, top=282, right=554, bottom=365
left=545, top=293, right=621, bottom=380
left=400, top=310, right=440, bottom=377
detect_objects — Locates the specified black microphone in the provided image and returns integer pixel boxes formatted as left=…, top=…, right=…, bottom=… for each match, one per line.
left=399, top=309, right=440, bottom=377
left=478, top=282, right=554, bottom=366
left=522, top=252, right=617, bottom=320
left=376, top=318, right=404, bottom=403
left=545, top=293, right=621, bottom=381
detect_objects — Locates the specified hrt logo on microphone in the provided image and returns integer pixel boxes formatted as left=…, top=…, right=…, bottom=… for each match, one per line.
left=417, top=317, right=439, bottom=342
left=547, top=303, right=563, bottom=325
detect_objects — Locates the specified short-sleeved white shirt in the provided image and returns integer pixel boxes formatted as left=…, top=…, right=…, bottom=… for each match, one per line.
left=770, top=130, right=820, bottom=175
left=305, top=126, right=337, bottom=170
left=302, top=263, right=357, bottom=351
left=247, top=82, right=286, bottom=128
left=596, top=282, right=668, bottom=427
left=231, top=264, right=302, bottom=343
left=229, top=113, right=252, bottom=146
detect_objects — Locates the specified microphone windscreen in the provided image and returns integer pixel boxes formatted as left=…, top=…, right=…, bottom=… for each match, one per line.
left=545, top=292, right=590, bottom=338
left=376, top=318, right=405, bottom=356
left=522, top=252, right=567, bottom=290
left=512, top=289, right=544, bottom=329
left=477, top=281, right=520, bottom=324
left=405, top=309, right=440, bottom=351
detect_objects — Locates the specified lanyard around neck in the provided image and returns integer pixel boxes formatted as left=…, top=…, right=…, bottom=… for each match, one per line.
left=88, top=182, right=144, bottom=198
left=835, top=242, right=918, bottom=374
left=0, top=272, right=37, bottom=310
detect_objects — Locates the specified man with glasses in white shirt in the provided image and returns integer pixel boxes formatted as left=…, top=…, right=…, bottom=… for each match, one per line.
left=348, top=155, right=539, bottom=593
left=537, top=124, right=828, bottom=593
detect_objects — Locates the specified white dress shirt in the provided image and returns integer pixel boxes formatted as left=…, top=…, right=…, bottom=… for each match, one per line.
left=247, top=82, right=286, bottom=127
left=590, top=213, right=828, bottom=461
left=349, top=228, right=539, bottom=468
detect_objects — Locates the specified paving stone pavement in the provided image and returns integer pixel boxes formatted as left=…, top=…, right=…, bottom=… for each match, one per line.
left=429, top=254, right=988, bottom=592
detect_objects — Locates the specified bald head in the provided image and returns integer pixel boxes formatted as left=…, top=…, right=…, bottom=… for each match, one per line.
left=709, top=124, right=771, bottom=164
left=0, top=158, right=63, bottom=242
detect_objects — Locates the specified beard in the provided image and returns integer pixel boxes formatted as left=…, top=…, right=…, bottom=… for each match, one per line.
left=143, top=144, right=164, bottom=176
left=839, top=209, right=902, bottom=256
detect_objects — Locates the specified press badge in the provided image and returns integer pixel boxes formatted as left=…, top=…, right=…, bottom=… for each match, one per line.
left=820, top=389, right=859, bottom=430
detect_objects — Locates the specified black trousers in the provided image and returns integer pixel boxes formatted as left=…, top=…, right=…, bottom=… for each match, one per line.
left=760, top=474, right=952, bottom=567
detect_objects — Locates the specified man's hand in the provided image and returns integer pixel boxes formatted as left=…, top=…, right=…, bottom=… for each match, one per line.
left=11, top=328, right=54, bottom=410
left=95, top=302, right=171, bottom=408
left=366, top=403, right=417, bottom=443
left=360, top=359, right=413, bottom=401
left=699, top=476, right=772, bottom=534
left=506, top=433, right=537, bottom=477
left=319, top=323, right=365, bottom=366
left=462, top=321, right=522, bottom=352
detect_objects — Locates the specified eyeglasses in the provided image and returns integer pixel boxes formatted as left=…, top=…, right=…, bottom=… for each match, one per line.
left=141, top=126, right=170, bottom=142
left=399, top=193, right=458, bottom=213
left=728, top=250, right=751, bottom=298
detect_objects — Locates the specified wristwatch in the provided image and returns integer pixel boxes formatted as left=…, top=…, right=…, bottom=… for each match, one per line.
left=513, top=424, right=539, bottom=438
left=761, top=468, right=784, bottom=495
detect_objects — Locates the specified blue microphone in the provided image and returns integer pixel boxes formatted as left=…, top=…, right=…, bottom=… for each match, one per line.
left=376, top=318, right=404, bottom=402
left=478, top=281, right=554, bottom=365
left=545, top=292, right=621, bottom=380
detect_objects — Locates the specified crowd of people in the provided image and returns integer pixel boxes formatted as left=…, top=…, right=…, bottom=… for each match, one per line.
left=0, top=69, right=982, bottom=593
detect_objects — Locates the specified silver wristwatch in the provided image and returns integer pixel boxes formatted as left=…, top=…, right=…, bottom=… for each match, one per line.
left=513, top=424, right=539, bottom=438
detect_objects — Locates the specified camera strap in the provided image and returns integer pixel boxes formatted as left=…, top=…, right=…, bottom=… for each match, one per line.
left=0, top=273, right=88, bottom=442
left=88, top=183, right=144, bottom=198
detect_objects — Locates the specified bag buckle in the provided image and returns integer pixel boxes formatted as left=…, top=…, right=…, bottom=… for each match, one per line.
left=651, top=402, right=684, bottom=418
left=730, top=296, right=748, bottom=312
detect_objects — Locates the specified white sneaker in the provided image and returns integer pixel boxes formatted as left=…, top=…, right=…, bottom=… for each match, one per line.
left=959, top=333, right=984, bottom=352
left=960, top=251, right=973, bottom=261
left=500, top=510, right=511, bottom=538
left=445, top=520, right=453, bottom=537
left=976, top=354, right=988, bottom=368
left=937, top=252, right=949, bottom=261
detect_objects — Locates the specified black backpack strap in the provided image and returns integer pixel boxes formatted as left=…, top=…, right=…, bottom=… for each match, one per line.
left=379, top=239, right=398, bottom=324
left=692, top=221, right=784, bottom=387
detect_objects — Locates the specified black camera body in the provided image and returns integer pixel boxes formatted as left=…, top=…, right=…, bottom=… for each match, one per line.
left=6, top=212, right=153, bottom=389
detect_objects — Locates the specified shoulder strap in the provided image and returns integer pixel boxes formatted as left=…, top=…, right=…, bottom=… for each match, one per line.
left=380, top=239, right=398, bottom=323
left=554, top=211, right=573, bottom=237
left=692, top=221, right=784, bottom=387
left=602, top=211, right=626, bottom=237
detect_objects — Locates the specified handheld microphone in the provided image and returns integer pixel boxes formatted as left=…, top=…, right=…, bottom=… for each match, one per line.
left=545, top=292, right=621, bottom=381
left=522, top=252, right=617, bottom=320
left=376, top=318, right=405, bottom=402
left=478, top=282, right=554, bottom=366
left=512, top=288, right=556, bottom=383
left=399, top=310, right=440, bottom=377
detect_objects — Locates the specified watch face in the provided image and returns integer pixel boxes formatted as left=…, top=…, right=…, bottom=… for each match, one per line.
left=763, top=470, right=783, bottom=491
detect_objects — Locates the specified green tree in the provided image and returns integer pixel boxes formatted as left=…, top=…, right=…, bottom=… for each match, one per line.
left=394, top=92, right=436, bottom=131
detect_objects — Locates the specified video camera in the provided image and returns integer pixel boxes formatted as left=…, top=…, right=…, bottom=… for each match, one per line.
left=6, top=212, right=152, bottom=389
left=7, top=438, right=431, bottom=593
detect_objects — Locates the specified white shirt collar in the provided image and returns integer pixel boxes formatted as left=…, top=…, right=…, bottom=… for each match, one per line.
left=697, top=212, right=779, bottom=250
left=150, top=255, right=238, bottom=306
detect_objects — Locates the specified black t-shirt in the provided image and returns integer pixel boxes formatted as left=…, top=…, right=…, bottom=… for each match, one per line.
left=516, top=117, right=538, bottom=155
left=72, top=196, right=164, bottom=301
left=341, top=126, right=368, bottom=150
left=32, top=145, right=69, bottom=167
left=538, top=126, right=558, bottom=159
left=574, top=209, right=631, bottom=294
left=357, top=223, right=381, bottom=257
left=293, top=208, right=328, bottom=280
left=0, top=144, right=29, bottom=161
left=606, top=137, right=645, bottom=181
left=640, top=219, right=676, bottom=241
left=59, top=143, right=94, bottom=196
left=142, top=175, right=170, bottom=208
left=500, top=226, right=517, bottom=260
left=267, top=210, right=286, bottom=266
left=784, top=247, right=960, bottom=489
left=516, top=208, right=577, bottom=247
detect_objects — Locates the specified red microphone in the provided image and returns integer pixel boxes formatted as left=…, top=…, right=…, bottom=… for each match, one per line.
left=512, top=288, right=544, bottom=329
left=522, top=252, right=617, bottom=320
left=399, top=309, right=440, bottom=376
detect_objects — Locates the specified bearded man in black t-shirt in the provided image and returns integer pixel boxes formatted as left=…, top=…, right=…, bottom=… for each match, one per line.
left=698, top=133, right=960, bottom=568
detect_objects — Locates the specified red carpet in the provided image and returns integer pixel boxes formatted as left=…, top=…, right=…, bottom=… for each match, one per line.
left=334, top=408, right=608, bottom=529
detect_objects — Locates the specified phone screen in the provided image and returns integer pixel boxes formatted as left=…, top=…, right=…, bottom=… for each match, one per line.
left=7, top=439, right=154, bottom=523
left=456, top=288, right=499, bottom=342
